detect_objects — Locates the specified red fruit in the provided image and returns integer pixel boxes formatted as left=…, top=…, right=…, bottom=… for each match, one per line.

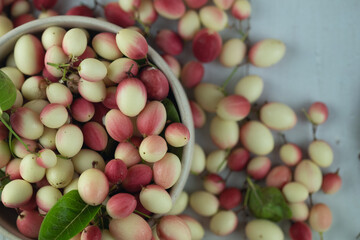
left=104, top=2, right=135, bottom=28
left=0, top=122, right=8, bottom=141
left=155, top=29, right=184, bottom=55
left=139, top=67, right=169, bottom=101
left=289, top=222, right=312, bottom=240
left=16, top=210, right=44, bottom=239
left=227, top=148, right=250, bottom=171
left=106, top=193, right=137, bottom=219
left=82, top=121, right=108, bottom=151
left=33, top=0, right=57, bottom=10
left=122, top=164, right=153, bottom=192
left=180, top=61, right=204, bottom=88
left=105, top=159, right=128, bottom=184
left=91, top=103, right=110, bottom=125
left=322, top=172, right=342, bottom=194
left=219, top=187, right=242, bottom=210
left=192, top=28, right=222, bottom=63
left=71, top=98, right=95, bottom=123
left=66, top=5, right=94, bottom=17
left=81, top=225, right=102, bottom=240
left=184, top=0, right=208, bottom=9
left=265, top=165, right=292, bottom=189
left=13, top=14, right=35, bottom=27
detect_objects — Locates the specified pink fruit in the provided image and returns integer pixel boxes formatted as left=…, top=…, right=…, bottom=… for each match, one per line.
left=309, top=203, right=332, bottom=233
left=114, top=142, right=141, bottom=167
left=33, top=0, right=57, bottom=10
left=289, top=222, right=312, bottom=240
left=91, top=103, right=110, bottom=125
left=102, top=87, right=117, bottom=109
left=70, top=98, right=95, bottom=123
left=104, top=2, right=135, bottom=28
left=157, top=215, right=191, bottom=240
left=219, top=187, right=242, bottom=210
left=16, top=210, right=43, bottom=239
left=122, top=164, right=153, bottom=192
left=104, top=109, right=133, bottom=142
left=136, top=101, right=167, bottom=136
left=82, top=121, right=108, bottom=151
left=189, top=100, right=206, bottom=128
left=192, top=29, right=222, bottom=63
left=203, top=173, right=225, bottom=195
left=5, top=158, right=22, bottom=180
left=322, top=172, right=342, bottom=194
left=216, top=95, right=251, bottom=121
left=153, top=0, right=185, bottom=20
left=180, top=61, right=204, bottom=88
left=116, top=29, right=148, bottom=60
left=104, top=159, right=128, bottom=184
left=214, top=0, right=234, bottom=9
left=184, top=0, right=208, bottom=9
left=227, top=148, right=250, bottom=171
left=265, top=165, right=292, bottom=189
left=138, top=0, right=158, bottom=25
left=40, top=103, right=68, bottom=129
left=308, top=101, right=329, bottom=125
left=106, top=193, right=137, bottom=219
left=231, top=0, right=251, bottom=20
left=0, top=122, right=8, bottom=141
left=66, top=5, right=94, bottom=17
left=165, top=122, right=190, bottom=147
left=246, top=156, right=271, bottom=180
left=81, top=225, right=101, bottom=240
left=153, top=153, right=181, bottom=189
left=139, top=67, right=169, bottom=101
left=162, top=54, right=181, bottom=78
left=155, top=29, right=183, bottom=55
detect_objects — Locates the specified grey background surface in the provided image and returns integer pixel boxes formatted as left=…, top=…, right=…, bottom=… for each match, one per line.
left=1, top=0, right=360, bottom=239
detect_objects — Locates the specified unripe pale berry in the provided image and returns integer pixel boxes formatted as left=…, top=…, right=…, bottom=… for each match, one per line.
left=78, top=168, right=109, bottom=206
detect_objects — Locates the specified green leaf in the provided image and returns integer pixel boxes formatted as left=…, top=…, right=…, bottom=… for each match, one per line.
left=162, top=98, right=180, bottom=123
left=0, top=170, right=10, bottom=196
left=39, top=190, right=101, bottom=240
left=246, top=178, right=292, bottom=222
left=0, top=70, right=17, bottom=112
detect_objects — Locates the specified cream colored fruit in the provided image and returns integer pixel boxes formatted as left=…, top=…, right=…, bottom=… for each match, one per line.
left=289, top=202, right=309, bottom=222
left=294, top=160, right=322, bottom=193
left=209, top=210, right=238, bottom=236
left=250, top=39, right=286, bottom=67
left=168, top=191, right=189, bottom=215
left=189, top=191, right=219, bottom=217
left=220, top=38, right=246, bottom=67
left=241, top=121, right=274, bottom=155
left=282, top=182, right=309, bottom=203
left=0, top=16, right=13, bottom=37
left=234, top=75, right=263, bottom=103
left=260, top=102, right=297, bottom=131
left=194, top=83, right=225, bottom=113
left=308, top=140, right=333, bottom=168
left=245, top=219, right=284, bottom=240
left=190, top=143, right=206, bottom=175
left=206, top=149, right=227, bottom=173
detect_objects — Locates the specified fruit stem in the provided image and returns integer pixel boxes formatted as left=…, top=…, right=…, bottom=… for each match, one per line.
left=56, top=155, right=68, bottom=159
left=145, top=58, right=157, bottom=69
left=309, top=193, right=313, bottom=208
left=134, top=210, right=151, bottom=219
left=225, top=170, right=232, bottom=182
left=135, top=17, right=151, bottom=37
left=219, top=62, right=246, bottom=94
left=216, top=148, right=232, bottom=172
left=319, top=232, right=324, bottom=240
left=0, top=115, right=30, bottom=152
left=335, top=168, right=340, bottom=175
left=279, top=132, right=288, bottom=144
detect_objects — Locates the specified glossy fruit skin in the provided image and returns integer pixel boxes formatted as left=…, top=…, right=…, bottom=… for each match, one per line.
left=289, top=222, right=312, bottom=240
left=192, top=29, right=222, bottom=63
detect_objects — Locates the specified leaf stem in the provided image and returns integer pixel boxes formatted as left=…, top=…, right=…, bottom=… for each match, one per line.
left=134, top=210, right=151, bottom=219
left=246, top=177, right=263, bottom=205
left=0, top=116, right=30, bottom=152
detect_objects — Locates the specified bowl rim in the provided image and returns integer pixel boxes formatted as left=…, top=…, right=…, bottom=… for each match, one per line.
left=0, top=15, right=194, bottom=240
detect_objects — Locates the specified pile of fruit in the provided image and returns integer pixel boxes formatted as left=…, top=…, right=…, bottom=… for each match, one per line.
left=0, top=0, right=342, bottom=240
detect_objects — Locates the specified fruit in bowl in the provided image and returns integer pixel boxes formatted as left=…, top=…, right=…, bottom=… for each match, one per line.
left=0, top=16, right=194, bottom=240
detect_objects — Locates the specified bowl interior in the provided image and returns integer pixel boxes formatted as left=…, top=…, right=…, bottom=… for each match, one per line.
left=0, top=16, right=194, bottom=240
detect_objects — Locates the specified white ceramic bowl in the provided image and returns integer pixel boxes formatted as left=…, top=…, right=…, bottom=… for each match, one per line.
left=0, top=16, right=194, bottom=240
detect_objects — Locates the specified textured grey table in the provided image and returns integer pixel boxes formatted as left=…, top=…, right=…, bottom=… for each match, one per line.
left=1, top=0, right=359, bottom=239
